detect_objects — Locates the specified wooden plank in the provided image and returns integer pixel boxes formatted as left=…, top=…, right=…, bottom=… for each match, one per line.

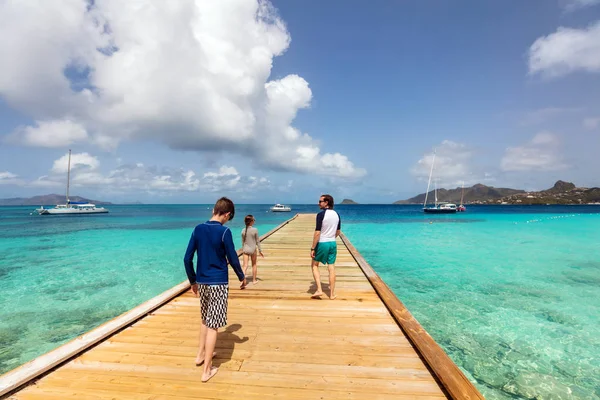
left=0, top=281, right=190, bottom=397
left=2, top=213, right=475, bottom=400
left=0, top=215, right=298, bottom=397
left=340, top=232, right=484, bottom=399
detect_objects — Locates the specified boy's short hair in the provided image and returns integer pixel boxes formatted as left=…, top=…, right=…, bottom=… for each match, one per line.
left=213, top=197, right=235, bottom=220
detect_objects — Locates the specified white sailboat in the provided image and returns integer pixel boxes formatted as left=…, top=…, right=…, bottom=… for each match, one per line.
left=423, top=151, right=457, bottom=214
left=457, top=181, right=467, bottom=212
left=35, top=150, right=109, bottom=215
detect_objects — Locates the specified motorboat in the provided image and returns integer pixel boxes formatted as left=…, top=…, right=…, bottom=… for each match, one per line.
left=34, top=149, right=109, bottom=215
left=270, top=204, right=292, bottom=212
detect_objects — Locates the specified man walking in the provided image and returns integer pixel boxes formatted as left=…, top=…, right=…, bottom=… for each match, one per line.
left=310, top=194, right=341, bottom=300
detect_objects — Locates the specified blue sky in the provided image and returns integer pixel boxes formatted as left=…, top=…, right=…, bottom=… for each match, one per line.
left=0, top=0, right=599, bottom=203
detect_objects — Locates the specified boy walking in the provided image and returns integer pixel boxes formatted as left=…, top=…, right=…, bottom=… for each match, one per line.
left=184, top=197, right=246, bottom=382
left=310, top=194, right=341, bottom=300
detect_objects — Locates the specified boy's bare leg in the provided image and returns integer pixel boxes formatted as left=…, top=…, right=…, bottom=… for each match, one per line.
left=311, top=260, right=323, bottom=297
left=328, top=264, right=337, bottom=299
left=195, top=321, right=207, bottom=365
left=202, top=327, right=219, bottom=382
left=251, top=252, right=258, bottom=283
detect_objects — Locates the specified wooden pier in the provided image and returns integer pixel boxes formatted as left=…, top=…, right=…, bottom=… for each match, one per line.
left=1, top=214, right=483, bottom=399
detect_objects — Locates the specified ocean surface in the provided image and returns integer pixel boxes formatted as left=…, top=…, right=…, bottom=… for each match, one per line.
left=1, top=204, right=599, bottom=399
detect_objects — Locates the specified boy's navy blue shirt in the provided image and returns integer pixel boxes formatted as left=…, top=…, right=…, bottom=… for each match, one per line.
left=184, top=220, right=244, bottom=285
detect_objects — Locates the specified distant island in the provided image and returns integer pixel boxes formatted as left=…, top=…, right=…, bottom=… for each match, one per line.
left=340, top=199, right=359, bottom=205
left=0, top=194, right=112, bottom=206
left=395, top=181, right=600, bottom=205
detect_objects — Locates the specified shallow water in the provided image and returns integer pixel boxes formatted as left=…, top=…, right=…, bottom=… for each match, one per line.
left=1, top=204, right=599, bottom=399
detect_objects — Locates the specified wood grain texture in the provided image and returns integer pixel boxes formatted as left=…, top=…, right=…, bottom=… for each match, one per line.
left=340, top=232, right=484, bottom=399
left=2, top=213, right=479, bottom=399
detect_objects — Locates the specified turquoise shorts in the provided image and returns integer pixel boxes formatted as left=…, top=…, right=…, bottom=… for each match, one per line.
left=314, top=242, right=337, bottom=265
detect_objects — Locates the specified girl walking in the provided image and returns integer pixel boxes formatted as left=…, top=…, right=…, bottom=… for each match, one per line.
left=241, top=215, right=264, bottom=284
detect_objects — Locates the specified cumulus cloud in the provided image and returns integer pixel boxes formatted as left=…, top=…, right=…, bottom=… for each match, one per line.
left=34, top=153, right=269, bottom=193
left=501, top=132, right=569, bottom=171
left=562, top=0, right=600, bottom=11
left=51, top=152, right=99, bottom=173
left=583, top=117, right=600, bottom=129
left=7, top=119, right=88, bottom=148
left=0, top=171, right=22, bottom=185
left=0, top=0, right=364, bottom=178
left=528, top=21, right=600, bottom=77
left=411, top=141, right=476, bottom=187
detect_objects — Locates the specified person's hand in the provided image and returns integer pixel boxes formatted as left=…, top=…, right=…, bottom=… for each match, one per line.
left=259, top=251, right=264, bottom=258
left=310, top=249, right=315, bottom=259
left=191, top=283, right=199, bottom=297
left=240, top=278, right=247, bottom=290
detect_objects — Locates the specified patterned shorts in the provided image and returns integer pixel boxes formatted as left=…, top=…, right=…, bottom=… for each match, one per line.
left=199, top=284, right=229, bottom=329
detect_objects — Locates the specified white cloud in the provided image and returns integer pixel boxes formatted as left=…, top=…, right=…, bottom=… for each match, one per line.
left=528, top=21, right=600, bottom=77
left=501, top=132, right=569, bottom=172
left=0, top=172, right=17, bottom=180
left=8, top=119, right=88, bottom=148
left=35, top=153, right=269, bottom=193
left=51, top=152, right=99, bottom=173
left=0, top=171, right=22, bottom=185
left=562, top=0, right=600, bottom=12
left=411, top=141, right=475, bottom=187
left=0, top=0, right=364, bottom=178
left=583, top=117, right=600, bottom=129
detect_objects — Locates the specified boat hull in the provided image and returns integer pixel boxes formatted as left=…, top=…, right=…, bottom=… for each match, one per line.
left=423, top=208, right=457, bottom=214
left=270, top=209, right=291, bottom=212
left=37, top=208, right=109, bottom=215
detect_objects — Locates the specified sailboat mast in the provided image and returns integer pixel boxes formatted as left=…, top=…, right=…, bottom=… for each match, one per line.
left=423, top=151, right=436, bottom=208
left=66, top=149, right=71, bottom=204
left=460, top=181, right=465, bottom=206
left=434, top=179, right=438, bottom=207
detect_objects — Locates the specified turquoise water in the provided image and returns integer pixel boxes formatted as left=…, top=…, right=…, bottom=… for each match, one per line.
left=1, top=204, right=599, bottom=399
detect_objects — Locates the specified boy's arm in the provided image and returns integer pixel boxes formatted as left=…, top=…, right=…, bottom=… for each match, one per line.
left=223, top=228, right=245, bottom=282
left=336, top=212, right=341, bottom=237
left=183, top=230, right=197, bottom=285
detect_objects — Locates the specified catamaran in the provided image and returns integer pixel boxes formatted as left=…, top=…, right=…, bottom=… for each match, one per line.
left=423, top=151, right=457, bottom=214
left=35, top=150, right=109, bottom=215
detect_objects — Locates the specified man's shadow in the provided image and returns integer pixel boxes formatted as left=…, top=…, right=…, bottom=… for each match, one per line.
left=213, top=323, right=249, bottom=367
left=307, top=282, right=331, bottom=299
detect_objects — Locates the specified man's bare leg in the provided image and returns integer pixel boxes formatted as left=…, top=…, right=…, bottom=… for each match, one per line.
left=328, top=264, right=337, bottom=299
left=202, top=327, right=219, bottom=382
left=311, top=260, right=323, bottom=298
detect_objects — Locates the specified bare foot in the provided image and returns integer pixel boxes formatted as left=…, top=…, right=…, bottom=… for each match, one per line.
left=252, top=280, right=258, bottom=285
left=195, top=351, right=217, bottom=366
left=330, top=294, right=337, bottom=300
left=201, top=366, right=218, bottom=383
left=311, top=291, right=324, bottom=299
